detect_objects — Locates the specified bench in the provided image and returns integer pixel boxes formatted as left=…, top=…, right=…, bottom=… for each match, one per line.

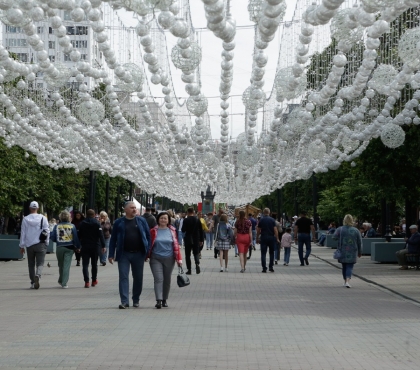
left=0, top=234, right=19, bottom=240
left=325, top=234, right=338, bottom=249
left=360, top=238, right=385, bottom=255
left=0, top=239, right=23, bottom=261
left=371, top=242, right=406, bottom=263
left=405, top=254, right=420, bottom=269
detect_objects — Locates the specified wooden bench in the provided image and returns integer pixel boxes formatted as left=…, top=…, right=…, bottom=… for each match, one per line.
left=405, top=253, right=420, bottom=269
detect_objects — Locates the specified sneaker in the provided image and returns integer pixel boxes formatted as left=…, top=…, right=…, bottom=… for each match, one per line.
left=30, top=283, right=35, bottom=289
left=235, top=254, right=238, bottom=257
left=283, top=263, right=287, bottom=266
left=274, top=260, right=278, bottom=265
left=220, top=267, right=224, bottom=272
left=304, top=258, right=309, bottom=266
left=62, top=285, right=68, bottom=289
left=345, top=282, right=351, bottom=288
left=101, top=262, right=106, bottom=266
left=285, top=263, right=289, bottom=266
left=84, top=282, right=90, bottom=288
left=186, top=270, right=192, bottom=275
left=269, top=268, right=274, bottom=273
left=262, top=269, right=267, bottom=273
left=247, top=256, right=250, bottom=260
left=133, top=302, right=139, bottom=308
left=240, top=269, right=244, bottom=273
left=225, top=268, right=228, bottom=272
left=92, top=280, right=98, bottom=287
left=76, top=262, right=80, bottom=266
left=34, top=275, right=40, bottom=289
left=196, top=264, right=200, bottom=274
left=119, top=303, right=129, bottom=309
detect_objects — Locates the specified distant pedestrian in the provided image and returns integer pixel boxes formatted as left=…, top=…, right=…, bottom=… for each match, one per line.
left=99, top=211, right=112, bottom=266
left=78, top=209, right=106, bottom=288
left=51, top=210, right=81, bottom=289
left=294, top=211, right=316, bottom=266
left=205, top=212, right=214, bottom=250
left=234, top=211, right=252, bottom=273
left=108, top=202, right=151, bottom=309
left=257, top=208, right=280, bottom=273
left=147, top=212, right=183, bottom=309
left=212, top=208, right=224, bottom=259
left=396, top=225, right=420, bottom=270
left=248, top=213, right=257, bottom=260
left=215, top=214, right=234, bottom=272
left=72, top=211, right=85, bottom=266
left=19, top=201, right=50, bottom=289
left=272, top=212, right=283, bottom=265
left=333, top=214, right=362, bottom=288
left=281, top=227, right=292, bottom=266
left=142, top=207, right=157, bottom=229
left=182, top=208, right=204, bottom=275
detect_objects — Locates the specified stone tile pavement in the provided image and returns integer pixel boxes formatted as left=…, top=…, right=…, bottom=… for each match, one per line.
left=0, top=245, right=419, bottom=370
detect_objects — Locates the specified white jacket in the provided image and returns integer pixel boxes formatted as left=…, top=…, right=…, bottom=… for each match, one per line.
left=19, top=213, right=50, bottom=248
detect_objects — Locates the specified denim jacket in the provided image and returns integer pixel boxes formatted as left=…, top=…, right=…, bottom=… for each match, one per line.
left=108, top=216, right=151, bottom=261
left=50, top=222, right=81, bottom=249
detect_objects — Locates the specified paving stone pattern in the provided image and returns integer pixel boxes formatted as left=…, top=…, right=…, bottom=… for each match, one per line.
left=0, top=245, right=419, bottom=369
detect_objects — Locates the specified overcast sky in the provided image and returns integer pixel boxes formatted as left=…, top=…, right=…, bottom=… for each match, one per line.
left=117, top=1, right=299, bottom=140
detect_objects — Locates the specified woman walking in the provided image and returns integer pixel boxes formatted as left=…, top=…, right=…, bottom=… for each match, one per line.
left=234, top=211, right=252, bottom=273
left=72, top=211, right=85, bottom=266
left=215, top=214, right=234, bottom=272
left=99, top=211, right=112, bottom=266
left=205, top=212, right=214, bottom=250
left=147, top=212, right=182, bottom=309
left=51, top=210, right=81, bottom=288
left=332, top=214, right=363, bottom=288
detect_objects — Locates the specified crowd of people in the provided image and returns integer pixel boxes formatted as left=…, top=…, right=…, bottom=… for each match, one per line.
left=17, top=201, right=420, bottom=308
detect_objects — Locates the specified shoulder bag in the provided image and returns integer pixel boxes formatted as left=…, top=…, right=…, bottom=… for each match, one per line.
left=177, top=267, right=190, bottom=288
left=39, top=217, right=48, bottom=242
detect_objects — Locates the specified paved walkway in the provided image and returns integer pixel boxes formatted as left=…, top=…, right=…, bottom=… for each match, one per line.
left=0, top=245, right=419, bottom=369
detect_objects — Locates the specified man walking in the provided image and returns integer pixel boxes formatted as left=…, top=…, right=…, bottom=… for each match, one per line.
left=78, top=209, right=106, bottom=288
left=182, top=207, right=204, bottom=275
left=109, top=202, right=151, bottom=309
left=142, top=207, right=157, bottom=229
left=212, top=208, right=224, bottom=258
left=256, top=208, right=280, bottom=273
left=294, top=211, right=316, bottom=266
left=19, top=201, right=50, bottom=289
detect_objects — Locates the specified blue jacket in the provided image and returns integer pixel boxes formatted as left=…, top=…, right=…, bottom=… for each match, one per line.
left=108, top=216, right=151, bottom=261
left=406, top=232, right=420, bottom=254
left=50, top=222, right=81, bottom=249
left=366, top=228, right=376, bottom=238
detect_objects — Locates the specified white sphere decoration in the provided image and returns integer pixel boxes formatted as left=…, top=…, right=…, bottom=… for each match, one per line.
left=308, top=139, right=327, bottom=160
left=398, top=27, right=420, bottom=69
left=76, top=98, right=105, bottom=124
left=275, top=67, right=306, bottom=100
left=116, top=63, right=144, bottom=93
left=171, top=42, right=201, bottom=71
left=237, top=145, right=260, bottom=166
left=186, top=95, right=208, bottom=116
left=330, top=9, right=364, bottom=45
left=242, top=86, right=266, bottom=110
left=368, top=64, right=398, bottom=95
left=380, top=123, right=405, bottom=148
left=43, top=64, right=71, bottom=89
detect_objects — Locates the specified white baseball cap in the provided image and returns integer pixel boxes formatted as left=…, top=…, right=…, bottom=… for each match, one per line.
left=29, top=201, right=39, bottom=209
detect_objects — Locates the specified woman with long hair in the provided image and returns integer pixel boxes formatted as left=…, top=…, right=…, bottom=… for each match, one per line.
left=72, top=210, right=85, bottom=266
left=215, top=214, right=233, bottom=272
left=99, top=211, right=112, bottom=266
left=234, top=211, right=252, bottom=273
left=332, top=214, right=363, bottom=288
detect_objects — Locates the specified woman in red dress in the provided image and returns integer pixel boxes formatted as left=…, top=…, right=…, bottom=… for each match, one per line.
left=234, top=211, right=252, bottom=273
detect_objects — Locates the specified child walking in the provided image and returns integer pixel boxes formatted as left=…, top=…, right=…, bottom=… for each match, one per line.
left=281, top=227, right=292, bottom=266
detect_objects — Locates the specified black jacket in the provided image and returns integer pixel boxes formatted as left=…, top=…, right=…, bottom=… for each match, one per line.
left=78, top=217, right=106, bottom=250
left=182, top=216, right=204, bottom=246
left=142, top=213, right=157, bottom=229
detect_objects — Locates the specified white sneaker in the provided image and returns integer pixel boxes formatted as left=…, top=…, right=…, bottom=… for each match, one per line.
left=225, top=268, right=228, bottom=272
left=345, top=282, right=351, bottom=288
left=220, top=267, right=224, bottom=272
left=62, top=285, right=69, bottom=289
left=30, top=283, right=35, bottom=289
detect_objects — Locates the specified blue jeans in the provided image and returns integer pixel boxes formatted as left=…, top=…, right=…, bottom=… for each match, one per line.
left=318, top=234, right=326, bottom=246
left=252, top=230, right=256, bottom=246
left=274, top=241, right=281, bottom=261
left=177, top=230, right=184, bottom=246
left=298, top=233, right=311, bottom=265
left=205, top=232, right=213, bottom=249
left=117, top=251, right=145, bottom=305
left=283, top=247, right=291, bottom=264
left=260, top=236, right=275, bottom=271
left=341, top=263, right=354, bottom=279
left=101, top=238, right=110, bottom=263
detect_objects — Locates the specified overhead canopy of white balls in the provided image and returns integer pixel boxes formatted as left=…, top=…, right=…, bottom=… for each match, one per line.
left=1, top=0, right=420, bottom=205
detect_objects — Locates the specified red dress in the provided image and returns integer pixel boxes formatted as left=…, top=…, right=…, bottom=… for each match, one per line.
left=235, top=220, right=252, bottom=254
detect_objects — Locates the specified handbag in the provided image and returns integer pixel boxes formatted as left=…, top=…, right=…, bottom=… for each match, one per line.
left=39, top=217, right=48, bottom=242
left=213, top=224, right=219, bottom=249
left=177, top=267, right=190, bottom=288
left=333, top=229, right=342, bottom=259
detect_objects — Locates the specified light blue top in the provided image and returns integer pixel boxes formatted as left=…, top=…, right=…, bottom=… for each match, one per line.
left=152, top=228, right=174, bottom=258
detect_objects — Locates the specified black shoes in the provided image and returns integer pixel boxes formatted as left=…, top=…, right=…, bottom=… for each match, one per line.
left=119, top=303, right=129, bottom=309
left=274, top=260, right=278, bottom=265
left=304, top=258, right=309, bottom=265
left=196, top=264, right=200, bottom=274
left=262, top=269, right=267, bottom=273
left=76, top=262, right=80, bottom=266
left=186, top=270, right=192, bottom=275
left=247, top=256, right=250, bottom=260
left=162, top=300, right=168, bottom=308
left=300, top=264, right=305, bottom=266
left=155, top=300, right=162, bottom=309
left=269, top=268, right=274, bottom=273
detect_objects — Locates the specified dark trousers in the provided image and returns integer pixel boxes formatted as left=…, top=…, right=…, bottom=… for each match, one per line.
left=260, top=236, right=275, bottom=271
left=185, top=243, right=200, bottom=271
left=75, top=249, right=81, bottom=262
left=82, top=248, right=99, bottom=282
left=298, top=233, right=311, bottom=264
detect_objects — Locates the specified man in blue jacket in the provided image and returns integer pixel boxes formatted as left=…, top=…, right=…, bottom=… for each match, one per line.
left=396, top=224, right=420, bottom=270
left=109, top=202, right=151, bottom=309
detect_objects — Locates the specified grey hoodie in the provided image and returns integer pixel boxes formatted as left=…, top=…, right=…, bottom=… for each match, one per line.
left=19, top=213, right=50, bottom=248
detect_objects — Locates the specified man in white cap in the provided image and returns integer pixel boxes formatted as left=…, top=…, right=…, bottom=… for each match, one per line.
left=19, top=201, right=50, bottom=289
left=396, top=225, right=420, bottom=270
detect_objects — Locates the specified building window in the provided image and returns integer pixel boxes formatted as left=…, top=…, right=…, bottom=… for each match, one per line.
left=75, top=26, right=88, bottom=35
left=71, top=40, right=88, bottom=48
left=66, top=82, right=81, bottom=89
left=48, top=41, right=55, bottom=49
left=16, top=53, right=28, bottom=62
left=49, top=55, right=55, bottom=62
left=6, top=39, right=27, bottom=47
left=80, top=54, right=87, bottom=60
left=6, top=26, right=22, bottom=33
left=37, top=27, right=43, bottom=34
left=49, top=27, right=53, bottom=34
left=66, top=26, right=75, bottom=35
left=36, top=72, right=43, bottom=77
